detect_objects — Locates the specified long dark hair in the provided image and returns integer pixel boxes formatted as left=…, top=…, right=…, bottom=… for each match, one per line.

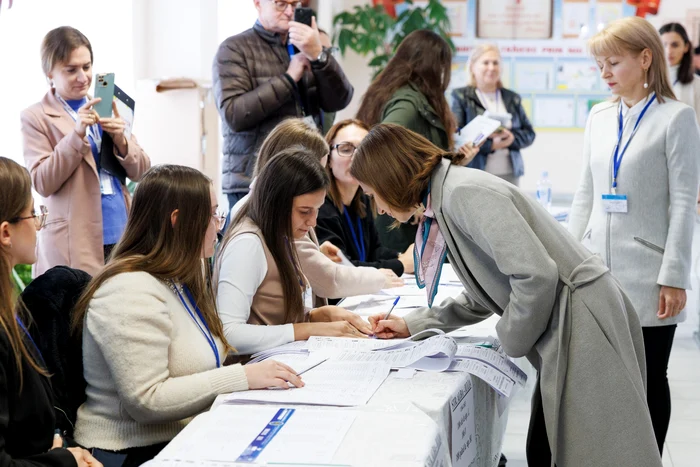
left=73, top=165, right=230, bottom=351
left=659, top=22, right=695, bottom=85
left=216, top=147, right=329, bottom=323
left=0, top=157, right=48, bottom=389
left=356, top=29, right=455, bottom=148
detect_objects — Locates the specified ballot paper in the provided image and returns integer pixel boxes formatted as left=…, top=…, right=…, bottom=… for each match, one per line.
left=336, top=249, right=355, bottom=267
left=446, top=358, right=516, bottom=397
left=306, top=328, right=445, bottom=353
left=222, top=361, right=390, bottom=406
left=247, top=340, right=309, bottom=364
left=337, top=294, right=398, bottom=317
left=324, top=335, right=457, bottom=372
left=483, top=110, right=512, bottom=126
left=154, top=405, right=356, bottom=465
left=453, top=115, right=502, bottom=149
left=455, top=344, right=527, bottom=387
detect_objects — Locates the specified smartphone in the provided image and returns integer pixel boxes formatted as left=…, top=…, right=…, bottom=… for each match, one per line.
left=93, top=73, right=115, bottom=118
left=294, top=7, right=313, bottom=26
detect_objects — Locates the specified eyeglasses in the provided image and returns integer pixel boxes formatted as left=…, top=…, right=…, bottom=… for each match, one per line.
left=272, top=0, right=302, bottom=12
left=212, top=211, right=226, bottom=232
left=331, top=142, right=358, bottom=158
left=9, top=205, right=48, bottom=231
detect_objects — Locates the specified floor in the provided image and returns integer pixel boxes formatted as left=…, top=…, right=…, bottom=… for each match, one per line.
left=500, top=309, right=700, bottom=467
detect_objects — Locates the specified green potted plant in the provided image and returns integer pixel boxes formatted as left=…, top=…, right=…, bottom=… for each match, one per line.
left=333, top=0, right=453, bottom=76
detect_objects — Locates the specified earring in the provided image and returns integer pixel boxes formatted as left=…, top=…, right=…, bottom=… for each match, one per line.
left=643, top=68, right=649, bottom=89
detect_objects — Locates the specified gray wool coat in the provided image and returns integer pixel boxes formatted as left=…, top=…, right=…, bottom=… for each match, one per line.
left=404, top=160, right=662, bottom=467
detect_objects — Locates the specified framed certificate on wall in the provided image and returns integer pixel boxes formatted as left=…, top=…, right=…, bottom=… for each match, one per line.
left=476, top=0, right=554, bottom=39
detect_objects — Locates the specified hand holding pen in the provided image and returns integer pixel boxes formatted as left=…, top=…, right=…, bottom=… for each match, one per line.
left=368, top=297, right=410, bottom=339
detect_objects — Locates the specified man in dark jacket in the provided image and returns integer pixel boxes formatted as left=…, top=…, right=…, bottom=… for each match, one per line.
left=213, top=0, right=353, bottom=209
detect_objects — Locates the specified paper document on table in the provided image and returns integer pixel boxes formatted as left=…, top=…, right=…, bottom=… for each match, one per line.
left=325, top=335, right=457, bottom=372
left=262, top=353, right=330, bottom=376
left=456, top=344, right=527, bottom=386
left=222, top=361, right=390, bottom=406
left=155, top=405, right=356, bottom=465
left=306, top=328, right=445, bottom=353
left=446, top=358, right=516, bottom=397
left=339, top=295, right=397, bottom=316
left=454, top=115, right=501, bottom=148
left=247, top=340, right=309, bottom=364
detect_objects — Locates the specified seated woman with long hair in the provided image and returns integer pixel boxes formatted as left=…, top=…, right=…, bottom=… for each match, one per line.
left=214, top=148, right=372, bottom=356
left=71, top=165, right=301, bottom=466
left=0, top=157, right=100, bottom=467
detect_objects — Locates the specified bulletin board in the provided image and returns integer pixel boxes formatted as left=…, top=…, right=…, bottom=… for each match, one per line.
left=437, top=0, right=639, bottom=131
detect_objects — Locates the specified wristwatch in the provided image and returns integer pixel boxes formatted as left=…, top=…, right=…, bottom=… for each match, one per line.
left=311, top=48, right=329, bottom=67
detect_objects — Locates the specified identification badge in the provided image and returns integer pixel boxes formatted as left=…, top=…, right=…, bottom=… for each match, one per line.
left=602, top=194, right=628, bottom=213
left=302, top=287, right=313, bottom=313
left=99, top=170, right=114, bottom=195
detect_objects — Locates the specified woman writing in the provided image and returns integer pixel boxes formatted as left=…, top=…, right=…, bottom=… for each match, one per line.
left=21, top=26, right=150, bottom=275
left=72, top=165, right=301, bottom=466
left=215, top=148, right=372, bottom=356
left=354, top=124, right=662, bottom=467
left=0, top=157, right=101, bottom=467
left=570, top=17, right=700, bottom=455
left=451, top=44, right=536, bottom=185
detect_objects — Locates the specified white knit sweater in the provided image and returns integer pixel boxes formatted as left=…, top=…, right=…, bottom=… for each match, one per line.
left=74, top=271, right=249, bottom=451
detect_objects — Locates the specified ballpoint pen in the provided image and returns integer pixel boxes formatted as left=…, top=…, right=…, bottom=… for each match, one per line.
left=296, top=357, right=329, bottom=376
left=384, top=296, right=401, bottom=320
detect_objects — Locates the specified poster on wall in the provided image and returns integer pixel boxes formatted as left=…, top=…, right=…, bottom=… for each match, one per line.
left=562, top=0, right=589, bottom=39
left=412, top=0, right=469, bottom=37
left=476, top=0, right=554, bottom=39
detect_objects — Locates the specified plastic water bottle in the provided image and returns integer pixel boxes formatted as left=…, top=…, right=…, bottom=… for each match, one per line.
left=536, top=171, right=552, bottom=212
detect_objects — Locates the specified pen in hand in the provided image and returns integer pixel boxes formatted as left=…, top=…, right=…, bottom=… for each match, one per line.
left=384, top=296, right=401, bottom=320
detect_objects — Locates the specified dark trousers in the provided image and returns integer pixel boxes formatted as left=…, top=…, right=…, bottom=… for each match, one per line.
left=642, top=324, right=677, bottom=454
left=92, top=443, right=167, bottom=467
left=526, top=378, right=555, bottom=466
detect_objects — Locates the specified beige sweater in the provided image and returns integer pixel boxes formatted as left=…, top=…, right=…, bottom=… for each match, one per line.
left=74, top=271, right=249, bottom=451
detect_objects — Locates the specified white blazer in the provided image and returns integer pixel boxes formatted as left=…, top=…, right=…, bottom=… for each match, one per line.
left=569, top=96, right=700, bottom=327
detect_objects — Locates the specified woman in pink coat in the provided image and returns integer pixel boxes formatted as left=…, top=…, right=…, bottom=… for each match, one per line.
left=21, top=26, right=150, bottom=276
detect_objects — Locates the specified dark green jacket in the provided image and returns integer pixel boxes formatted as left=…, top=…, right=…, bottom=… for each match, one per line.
left=374, top=84, right=449, bottom=253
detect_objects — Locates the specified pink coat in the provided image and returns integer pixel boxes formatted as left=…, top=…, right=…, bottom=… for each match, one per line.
left=21, top=89, right=151, bottom=276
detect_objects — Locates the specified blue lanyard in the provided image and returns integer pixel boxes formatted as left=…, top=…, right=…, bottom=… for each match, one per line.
left=172, top=282, right=221, bottom=368
left=287, top=43, right=296, bottom=57
left=343, top=208, right=366, bottom=262
left=612, top=93, right=656, bottom=191
left=16, top=316, right=46, bottom=367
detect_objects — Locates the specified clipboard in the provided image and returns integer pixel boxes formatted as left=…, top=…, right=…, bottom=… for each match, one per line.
left=100, top=84, right=135, bottom=186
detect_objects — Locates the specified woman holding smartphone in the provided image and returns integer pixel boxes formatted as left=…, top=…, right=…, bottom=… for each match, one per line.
left=21, top=26, right=150, bottom=276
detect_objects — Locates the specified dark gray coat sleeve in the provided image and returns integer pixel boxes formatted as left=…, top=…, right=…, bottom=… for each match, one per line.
left=311, top=55, right=353, bottom=112
left=212, top=42, right=295, bottom=133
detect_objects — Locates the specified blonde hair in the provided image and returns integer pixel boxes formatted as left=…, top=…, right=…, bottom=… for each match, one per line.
left=468, top=43, right=503, bottom=88
left=588, top=16, right=675, bottom=103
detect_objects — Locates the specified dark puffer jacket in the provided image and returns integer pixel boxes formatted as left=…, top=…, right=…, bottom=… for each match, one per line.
left=213, top=21, right=354, bottom=193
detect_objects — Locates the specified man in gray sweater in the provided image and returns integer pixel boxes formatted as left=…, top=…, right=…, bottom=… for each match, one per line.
left=213, top=0, right=353, bottom=211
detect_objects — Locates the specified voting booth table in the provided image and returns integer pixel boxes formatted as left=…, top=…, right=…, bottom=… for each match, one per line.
left=146, top=266, right=523, bottom=467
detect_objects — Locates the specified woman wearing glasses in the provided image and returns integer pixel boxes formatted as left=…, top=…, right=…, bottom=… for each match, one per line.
left=316, top=120, right=413, bottom=278
left=0, top=157, right=101, bottom=467
left=21, top=26, right=150, bottom=277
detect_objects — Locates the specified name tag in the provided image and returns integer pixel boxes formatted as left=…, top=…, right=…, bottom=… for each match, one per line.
left=100, top=170, right=114, bottom=196
left=602, top=194, right=628, bottom=213
left=303, top=287, right=313, bottom=313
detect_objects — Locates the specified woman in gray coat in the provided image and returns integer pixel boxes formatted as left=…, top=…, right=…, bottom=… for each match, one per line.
left=352, top=123, right=662, bottom=467
left=569, top=17, right=700, bottom=455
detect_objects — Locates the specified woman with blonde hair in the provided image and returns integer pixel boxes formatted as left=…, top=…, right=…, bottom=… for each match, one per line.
left=451, top=44, right=536, bottom=186
left=570, top=16, right=700, bottom=455
left=71, top=165, right=301, bottom=465
left=354, top=124, right=661, bottom=467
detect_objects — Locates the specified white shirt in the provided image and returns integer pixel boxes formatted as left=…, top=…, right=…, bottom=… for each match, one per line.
left=477, top=89, right=513, bottom=176
left=670, top=64, right=700, bottom=123
left=216, top=233, right=295, bottom=355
